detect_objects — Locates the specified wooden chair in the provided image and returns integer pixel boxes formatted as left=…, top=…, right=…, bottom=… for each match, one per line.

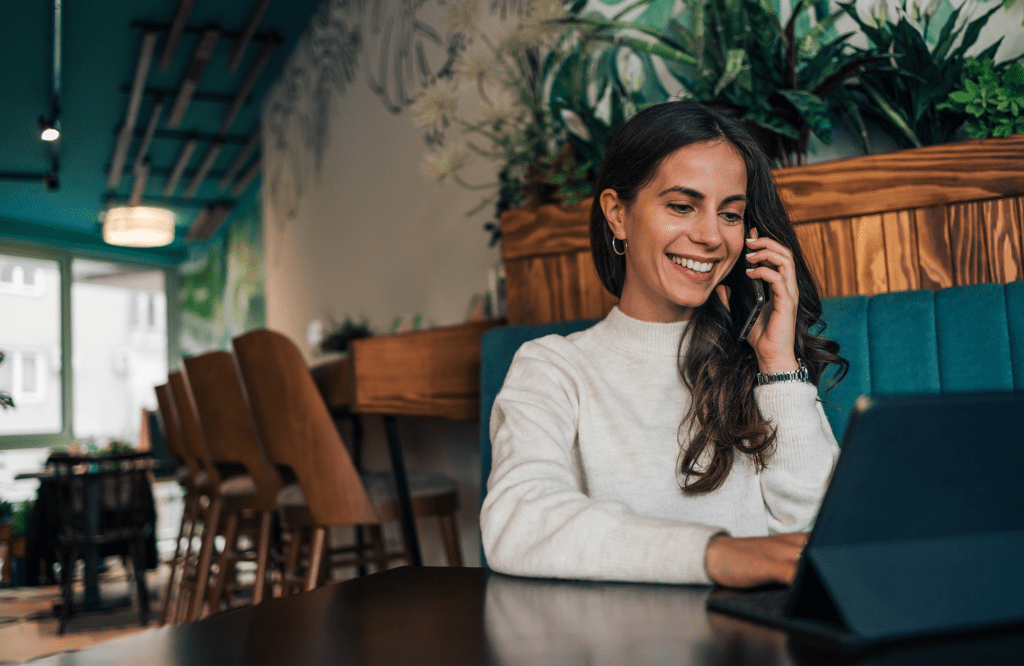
left=232, top=328, right=462, bottom=592
left=182, top=351, right=284, bottom=613
left=167, top=370, right=251, bottom=622
left=154, top=383, right=205, bottom=625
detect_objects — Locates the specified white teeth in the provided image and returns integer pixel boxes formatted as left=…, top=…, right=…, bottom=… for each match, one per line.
left=671, top=256, right=714, bottom=273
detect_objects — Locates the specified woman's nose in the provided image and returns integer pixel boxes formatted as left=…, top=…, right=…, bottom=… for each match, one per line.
left=687, top=211, right=722, bottom=246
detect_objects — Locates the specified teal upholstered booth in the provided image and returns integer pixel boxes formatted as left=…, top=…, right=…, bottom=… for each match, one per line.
left=480, top=280, right=1024, bottom=512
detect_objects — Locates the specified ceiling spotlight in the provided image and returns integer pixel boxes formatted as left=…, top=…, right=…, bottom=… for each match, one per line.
left=39, top=116, right=60, bottom=142
left=103, top=206, right=176, bottom=247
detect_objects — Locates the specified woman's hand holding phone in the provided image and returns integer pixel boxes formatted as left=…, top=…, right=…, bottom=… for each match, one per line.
left=742, top=228, right=800, bottom=375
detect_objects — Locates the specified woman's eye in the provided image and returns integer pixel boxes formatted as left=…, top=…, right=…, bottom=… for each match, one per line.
left=720, top=212, right=745, bottom=225
left=668, top=203, right=693, bottom=214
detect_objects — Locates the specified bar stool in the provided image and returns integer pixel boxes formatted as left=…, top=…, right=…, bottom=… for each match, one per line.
left=232, top=329, right=462, bottom=593
left=154, top=383, right=206, bottom=625
left=182, top=351, right=284, bottom=613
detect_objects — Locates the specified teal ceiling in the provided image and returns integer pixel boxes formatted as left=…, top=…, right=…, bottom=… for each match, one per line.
left=0, top=0, right=320, bottom=264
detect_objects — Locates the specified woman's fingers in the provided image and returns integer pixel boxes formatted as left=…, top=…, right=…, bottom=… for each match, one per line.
left=742, top=234, right=800, bottom=372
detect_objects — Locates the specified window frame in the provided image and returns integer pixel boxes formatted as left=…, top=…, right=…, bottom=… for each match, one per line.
left=0, top=239, right=180, bottom=451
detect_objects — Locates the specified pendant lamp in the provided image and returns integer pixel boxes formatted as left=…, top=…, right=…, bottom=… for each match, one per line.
left=102, top=206, right=176, bottom=247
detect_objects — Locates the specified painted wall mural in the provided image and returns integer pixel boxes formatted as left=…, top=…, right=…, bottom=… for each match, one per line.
left=264, top=0, right=465, bottom=225
left=178, top=190, right=266, bottom=357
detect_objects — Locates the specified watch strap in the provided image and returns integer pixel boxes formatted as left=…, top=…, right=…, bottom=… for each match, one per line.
left=756, top=359, right=811, bottom=386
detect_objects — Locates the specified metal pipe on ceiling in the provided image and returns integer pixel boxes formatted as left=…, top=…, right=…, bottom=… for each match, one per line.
left=108, top=31, right=158, bottom=189
left=51, top=0, right=62, bottom=122
left=184, top=142, right=223, bottom=198
left=133, top=99, right=164, bottom=171
left=160, top=0, right=197, bottom=71
left=219, top=131, right=260, bottom=190
left=228, top=0, right=272, bottom=73
left=230, top=156, right=262, bottom=197
left=167, top=27, right=221, bottom=128
left=122, top=86, right=252, bottom=105
left=120, top=126, right=253, bottom=144
left=163, top=136, right=199, bottom=196
left=218, top=40, right=275, bottom=135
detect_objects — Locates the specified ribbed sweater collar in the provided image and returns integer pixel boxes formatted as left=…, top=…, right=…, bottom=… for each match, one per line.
left=594, top=306, right=690, bottom=358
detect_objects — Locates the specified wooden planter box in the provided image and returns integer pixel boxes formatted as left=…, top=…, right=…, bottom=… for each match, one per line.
left=501, top=135, right=1024, bottom=325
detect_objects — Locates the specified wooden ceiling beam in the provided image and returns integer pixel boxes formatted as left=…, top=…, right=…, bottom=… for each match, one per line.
left=129, top=161, right=150, bottom=206
left=167, top=27, right=221, bottom=128
left=184, top=142, right=223, bottom=198
left=107, top=31, right=158, bottom=190
left=187, top=202, right=234, bottom=242
left=163, top=137, right=198, bottom=196
left=219, top=41, right=275, bottom=134
left=159, top=0, right=197, bottom=71
left=231, top=156, right=262, bottom=197
left=228, top=0, right=272, bottom=73
left=219, top=131, right=260, bottom=190
left=133, top=99, right=164, bottom=171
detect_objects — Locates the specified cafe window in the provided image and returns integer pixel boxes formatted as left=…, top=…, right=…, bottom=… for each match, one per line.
left=0, top=246, right=177, bottom=450
left=0, top=253, right=63, bottom=436
left=0, top=261, right=45, bottom=297
left=72, top=259, right=168, bottom=444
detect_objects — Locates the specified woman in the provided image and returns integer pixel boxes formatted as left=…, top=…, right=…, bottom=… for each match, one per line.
left=480, top=101, right=847, bottom=588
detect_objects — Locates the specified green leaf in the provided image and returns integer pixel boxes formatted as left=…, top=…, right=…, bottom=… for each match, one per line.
left=778, top=89, right=831, bottom=141
left=713, top=49, right=748, bottom=95
left=950, top=89, right=976, bottom=104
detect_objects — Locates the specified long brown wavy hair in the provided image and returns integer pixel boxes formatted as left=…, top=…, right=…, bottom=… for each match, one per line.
left=590, top=101, right=848, bottom=495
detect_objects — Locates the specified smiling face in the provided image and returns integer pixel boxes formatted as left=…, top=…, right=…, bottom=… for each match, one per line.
left=601, top=140, right=748, bottom=323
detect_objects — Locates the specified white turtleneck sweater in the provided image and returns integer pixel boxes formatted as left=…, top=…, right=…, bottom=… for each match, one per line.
left=480, top=306, right=839, bottom=585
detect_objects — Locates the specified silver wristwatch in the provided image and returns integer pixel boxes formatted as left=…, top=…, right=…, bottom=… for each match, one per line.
left=756, top=359, right=811, bottom=386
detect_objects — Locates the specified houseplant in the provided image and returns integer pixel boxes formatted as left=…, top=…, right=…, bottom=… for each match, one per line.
left=0, top=351, right=12, bottom=410
left=412, top=0, right=639, bottom=244
left=938, top=57, right=1024, bottom=138
left=561, top=0, right=890, bottom=166
left=837, top=0, right=1011, bottom=151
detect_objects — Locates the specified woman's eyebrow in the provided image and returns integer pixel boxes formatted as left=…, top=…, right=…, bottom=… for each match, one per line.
left=659, top=186, right=747, bottom=205
left=659, top=186, right=704, bottom=199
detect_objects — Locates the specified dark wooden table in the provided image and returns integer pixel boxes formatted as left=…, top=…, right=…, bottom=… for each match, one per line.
left=25, top=566, right=1024, bottom=665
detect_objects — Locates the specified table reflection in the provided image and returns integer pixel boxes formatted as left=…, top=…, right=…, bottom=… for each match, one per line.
left=484, top=573, right=792, bottom=666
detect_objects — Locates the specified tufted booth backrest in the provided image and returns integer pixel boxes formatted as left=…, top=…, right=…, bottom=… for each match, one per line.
left=818, top=280, right=1024, bottom=439
left=480, top=281, right=1024, bottom=509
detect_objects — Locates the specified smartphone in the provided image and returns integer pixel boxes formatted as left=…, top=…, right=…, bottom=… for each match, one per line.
left=722, top=231, right=765, bottom=342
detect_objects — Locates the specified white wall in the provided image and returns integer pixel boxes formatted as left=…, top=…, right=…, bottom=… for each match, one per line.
left=262, top=0, right=503, bottom=352
left=261, top=0, right=512, bottom=565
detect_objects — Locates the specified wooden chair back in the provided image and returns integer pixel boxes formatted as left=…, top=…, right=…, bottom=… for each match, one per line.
left=232, top=329, right=377, bottom=527
left=168, top=371, right=221, bottom=488
left=154, top=383, right=197, bottom=477
left=182, top=352, right=283, bottom=511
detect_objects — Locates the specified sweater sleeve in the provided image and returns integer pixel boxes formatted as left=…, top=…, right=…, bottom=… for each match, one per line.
left=753, top=381, right=840, bottom=534
left=480, top=341, right=722, bottom=584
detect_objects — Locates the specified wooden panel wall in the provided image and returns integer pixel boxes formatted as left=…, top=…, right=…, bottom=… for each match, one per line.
left=792, top=197, right=1024, bottom=297
left=501, top=200, right=618, bottom=325
left=501, top=136, right=1024, bottom=325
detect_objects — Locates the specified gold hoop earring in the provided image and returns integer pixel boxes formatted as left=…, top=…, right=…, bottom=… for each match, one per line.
left=611, top=237, right=628, bottom=256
